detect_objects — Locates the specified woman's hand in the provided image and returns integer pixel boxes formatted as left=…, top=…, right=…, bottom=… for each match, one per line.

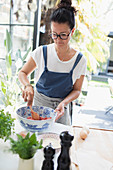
left=54, top=75, right=85, bottom=121
left=22, top=86, right=34, bottom=106
left=55, top=103, right=65, bottom=121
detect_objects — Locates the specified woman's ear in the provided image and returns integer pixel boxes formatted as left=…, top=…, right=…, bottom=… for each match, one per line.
left=71, top=28, right=75, bottom=36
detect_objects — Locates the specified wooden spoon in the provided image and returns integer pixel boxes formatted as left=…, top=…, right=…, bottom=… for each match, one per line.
left=30, top=106, right=40, bottom=120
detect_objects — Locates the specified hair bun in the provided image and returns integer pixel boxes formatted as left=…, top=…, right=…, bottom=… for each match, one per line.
left=58, top=0, right=72, bottom=7
left=57, top=0, right=77, bottom=15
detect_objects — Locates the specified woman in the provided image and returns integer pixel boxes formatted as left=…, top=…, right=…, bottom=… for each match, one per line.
left=18, top=0, right=87, bottom=125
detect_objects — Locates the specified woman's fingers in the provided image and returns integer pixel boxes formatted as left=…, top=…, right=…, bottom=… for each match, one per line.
left=27, top=92, right=33, bottom=106
left=21, top=88, right=34, bottom=106
left=22, top=89, right=25, bottom=98
left=55, top=106, right=64, bottom=121
left=55, top=111, right=64, bottom=121
left=54, top=103, right=65, bottom=121
left=24, top=92, right=28, bottom=102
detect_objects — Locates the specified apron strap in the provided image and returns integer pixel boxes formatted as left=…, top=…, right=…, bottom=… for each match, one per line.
left=43, top=45, right=48, bottom=71
left=70, top=52, right=83, bottom=74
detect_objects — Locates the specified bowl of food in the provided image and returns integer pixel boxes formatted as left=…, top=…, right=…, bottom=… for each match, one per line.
left=16, top=106, right=56, bottom=133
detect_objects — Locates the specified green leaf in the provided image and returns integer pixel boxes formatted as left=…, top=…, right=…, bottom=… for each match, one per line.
left=15, top=49, right=22, bottom=60
left=9, top=132, right=43, bottom=159
left=22, top=47, right=31, bottom=61
left=4, top=39, right=6, bottom=47
left=1, top=81, right=6, bottom=88
left=0, top=109, right=15, bottom=141
left=6, top=67, right=12, bottom=79
left=24, top=132, right=30, bottom=139
left=1, top=88, right=6, bottom=95
left=6, top=29, right=12, bottom=54
left=40, top=139, right=43, bottom=146
left=17, top=134, right=23, bottom=141
left=8, top=54, right=12, bottom=66
left=29, top=133, right=36, bottom=145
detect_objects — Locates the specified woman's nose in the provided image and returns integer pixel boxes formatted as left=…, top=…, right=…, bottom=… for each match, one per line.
left=57, top=36, right=61, bottom=40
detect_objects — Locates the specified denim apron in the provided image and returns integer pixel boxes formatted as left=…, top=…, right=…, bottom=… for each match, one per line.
left=36, top=45, right=82, bottom=98
left=34, top=45, right=82, bottom=125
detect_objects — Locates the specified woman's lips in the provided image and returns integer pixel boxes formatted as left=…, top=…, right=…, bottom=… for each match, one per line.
left=57, top=42, right=64, bottom=45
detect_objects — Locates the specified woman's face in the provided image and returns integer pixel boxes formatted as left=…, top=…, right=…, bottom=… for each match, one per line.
left=51, top=22, right=71, bottom=48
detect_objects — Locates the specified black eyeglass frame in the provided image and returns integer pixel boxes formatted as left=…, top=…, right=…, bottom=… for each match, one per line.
left=49, top=32, right=71, bottom=40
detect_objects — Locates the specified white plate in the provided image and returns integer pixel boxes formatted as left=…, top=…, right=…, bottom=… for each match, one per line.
left=38, top=132, right=61, bottom=151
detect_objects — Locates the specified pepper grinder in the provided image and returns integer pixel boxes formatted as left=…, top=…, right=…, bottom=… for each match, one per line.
left=57, top=131, right=74, bottom=170
left=41, top=143, right=55, bottom=170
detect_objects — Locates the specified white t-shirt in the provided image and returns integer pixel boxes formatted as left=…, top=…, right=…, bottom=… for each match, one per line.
left=30, top=43, right=87, bottom=84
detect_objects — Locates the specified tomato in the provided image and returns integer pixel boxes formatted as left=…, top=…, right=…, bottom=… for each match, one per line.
left=40, top=117, right=52, bottom=120
left=27, top=116, right=34, bottom=120
left=27, top=116, right=52, bottom=120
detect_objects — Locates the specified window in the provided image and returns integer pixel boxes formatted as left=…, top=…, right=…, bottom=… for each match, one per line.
left=0, top=1, right=35, bottom=60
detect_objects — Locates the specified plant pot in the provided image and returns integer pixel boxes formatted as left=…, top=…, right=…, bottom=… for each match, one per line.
left=18, top=157, right=34, bottom=170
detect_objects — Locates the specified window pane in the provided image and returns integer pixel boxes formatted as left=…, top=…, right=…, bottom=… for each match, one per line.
left=12, top=0, right=35, bottom=25
left=0, top=26, right=9, bottom=59
left=12, top=10, right=35, bottom=25
left=0, top=1, right=10, bottom=24
left=12, top=26, right=33, bottom=59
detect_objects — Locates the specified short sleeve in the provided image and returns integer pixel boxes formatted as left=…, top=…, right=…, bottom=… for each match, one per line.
left=79, top=55, right=87, bottom=76
left=30, top=46, right=42, bottom=66
left=72, top=55, right=87, bottom=83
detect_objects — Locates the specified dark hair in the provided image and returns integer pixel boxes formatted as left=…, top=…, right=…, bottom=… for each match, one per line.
left=50, top=0, right=77, bottom=30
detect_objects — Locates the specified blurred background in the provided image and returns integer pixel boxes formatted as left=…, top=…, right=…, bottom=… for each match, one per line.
left=0, top=0, right=113, bottom=110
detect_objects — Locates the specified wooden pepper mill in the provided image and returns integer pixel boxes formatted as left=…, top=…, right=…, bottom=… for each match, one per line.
left=41, top=143, right=55, bottom=170
left=57, top=131, right=74, bottom=170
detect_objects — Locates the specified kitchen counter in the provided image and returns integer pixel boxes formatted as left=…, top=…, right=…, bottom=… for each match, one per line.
left=0, top=120, right=71, bottom=170
left=0, top=119, right=113, bottom=170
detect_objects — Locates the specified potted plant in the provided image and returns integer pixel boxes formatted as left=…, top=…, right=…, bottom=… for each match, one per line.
left=9, top=132, right=43, bottom=170
left=0, top=109, right=15, bottom=142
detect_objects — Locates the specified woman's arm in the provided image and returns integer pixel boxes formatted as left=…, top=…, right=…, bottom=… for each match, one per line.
left=18, top=57, right=36, bottom=106
left=55, top=75, right=85, bottom=120
left=18, top=57, right=36, bottom=85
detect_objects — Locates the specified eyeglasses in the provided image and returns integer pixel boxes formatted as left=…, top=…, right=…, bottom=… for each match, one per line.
left=50, top=32, right=71, bottom=40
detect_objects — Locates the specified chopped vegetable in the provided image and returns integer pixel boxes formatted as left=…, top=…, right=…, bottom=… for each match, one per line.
left=27, top=116, right=52, bottom=120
